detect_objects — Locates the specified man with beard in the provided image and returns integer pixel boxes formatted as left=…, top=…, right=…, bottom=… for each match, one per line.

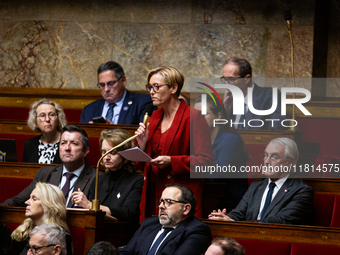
left=1, top=126, right=96, bottom=208
left=208, top=137, right=314, bottom=225
left=120, top=183, right=211, bottom=255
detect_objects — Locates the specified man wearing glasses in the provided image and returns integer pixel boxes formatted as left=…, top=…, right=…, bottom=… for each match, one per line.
left=208, top=138, right=314, bottom=225
left=121, top=183, right=211, bottom=255
left=80, top=61, right=152, bottom=124
left=28, top=224, right=66, bottom=255
left=221, top=57, right=284, bottom=130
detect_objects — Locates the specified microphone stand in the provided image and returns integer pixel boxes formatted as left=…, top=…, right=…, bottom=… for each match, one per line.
left=91, top=114, right=150, bottom=211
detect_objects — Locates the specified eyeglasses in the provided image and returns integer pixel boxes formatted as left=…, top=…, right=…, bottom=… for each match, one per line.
left=97, top=77, right=122, bottom=89
left=156, top=198, right=187, bottom=207
left=145, top=83, right=169, bottom=92
left=37, top=113, right=58, bottom=121
left=26, top=244, right=56, bottom=254
left=220, top=76, right=245, bottom=84
left=261, top=153, right=281, bottom=163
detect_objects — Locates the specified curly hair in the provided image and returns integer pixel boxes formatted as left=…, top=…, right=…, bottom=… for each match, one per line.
left=27, top=99, right=67, bottom=132
left=99, top=129, right=137, bottom=174
left=11, top=182, right=69, bottom=242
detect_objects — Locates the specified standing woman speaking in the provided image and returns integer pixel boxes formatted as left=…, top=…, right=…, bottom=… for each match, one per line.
left=136, top=66, right=213, bottom=219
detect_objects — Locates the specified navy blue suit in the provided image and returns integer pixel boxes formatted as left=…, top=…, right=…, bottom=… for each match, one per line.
left=227, top=178, right=314, bottom=225
left=120, top=216, right=211, bottom=255
left=230, top=83, right=284, bottom=130
left=80, top=90, right=152, bottom=124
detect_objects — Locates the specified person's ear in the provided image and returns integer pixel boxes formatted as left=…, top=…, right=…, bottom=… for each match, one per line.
left=54, top=245, right=62, bottom=255
left=244, top=74, right=251, bottom=86
left=182, top=204, right=192, bottom=216
left=84, top=147, right=90, bottom=158
left=170, top=83, right=178, bottom=95
left=217, top=112, right=222, bottom=119
left=121, top=76, right=127, bottom=88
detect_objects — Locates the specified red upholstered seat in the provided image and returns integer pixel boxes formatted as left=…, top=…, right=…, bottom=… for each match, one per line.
left=4, top=222, right=20, bottom=233
left=0, top=177, right=33, bottom=203
left=291, top=243, right=340, bottom=255
left=313, top=193, right=335, bottom=227
left=330, top=195, right=340, bottom=228
left=322, top=155, right=340, bottom=178
left=236, top=239, right=292, bottom=255
left=69, top=226, right=86, bottom=255
left=87, top=137, right=101, bottom=167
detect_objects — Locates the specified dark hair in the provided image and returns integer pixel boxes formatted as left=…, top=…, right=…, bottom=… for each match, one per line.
left=195, top=94, right=250, bottom=162
left=85, top=241, right=118, bottom=255
left=60, top=126, right=89, bottom=152
left=224, top=57, right=252, bottom=77
left=211, top=237, right=245, bottom=255
left=165, top=183, right=196, bottom=216
left=97, top=61, right=125, bottom=80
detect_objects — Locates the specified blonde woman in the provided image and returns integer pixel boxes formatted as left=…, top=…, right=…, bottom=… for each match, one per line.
left=23, top=99, right=67, bottom=164
left=10, top=182, right=72, bottom=255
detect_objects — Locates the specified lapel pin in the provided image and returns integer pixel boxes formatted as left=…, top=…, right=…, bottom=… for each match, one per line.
left=284, top=189, right=288, bottom=192
left=123, top=106, right=128, bottom=111
left=117, top=192, right=121, bottom=199
left=128, top=101, right=133, bottom=105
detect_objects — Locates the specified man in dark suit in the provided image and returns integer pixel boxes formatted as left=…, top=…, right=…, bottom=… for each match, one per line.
left=121, top=183, right=211, bottom=255
left=80, top=61, right=152, bottom=124
left=221, top=57, right=284, bottom=130
left=209, top=138, right=314, bottom=225
left=1, top=126, right=96, bottom=208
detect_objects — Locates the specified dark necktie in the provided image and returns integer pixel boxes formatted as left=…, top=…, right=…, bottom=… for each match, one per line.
left=61, top=172, right=75, bottom=199
left=260, top=182, right=276, bottom=219
left=106, top=103, right=116, bottom=122
left=147, top=228, right=173, bottom=255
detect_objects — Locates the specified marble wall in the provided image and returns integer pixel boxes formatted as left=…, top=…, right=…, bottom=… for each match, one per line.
left=0, top=0, right=338, bottom=97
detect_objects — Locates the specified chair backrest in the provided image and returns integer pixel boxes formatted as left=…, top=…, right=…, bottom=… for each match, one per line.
left=330, top=194, right=340, bottom=228
left=313, top=193, right=335, bottom=227
left=291, top=242, right=340, bottom=255
left=236, top=239, right=292, bottom=255
left=0, top=177, right=33, bottom=203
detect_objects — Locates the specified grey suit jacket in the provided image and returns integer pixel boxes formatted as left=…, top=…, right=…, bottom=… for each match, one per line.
left=1, top=164, right=96, bottom=208
left=227, top=178, right=314, bottom=225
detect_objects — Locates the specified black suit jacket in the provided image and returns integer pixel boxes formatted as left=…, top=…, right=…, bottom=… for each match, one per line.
left=88, top=170, right=144, bottom=222
left=80, top=90, right=152, bottom=124
left=120, top=216, right=211, bottom=255
left=22, top=135, right=61, bottom=164
left=227, top=178, right=314, bottom=225
left=1, top=164, right=96, bottom=208
left=229, top=83, right=284, bottom=130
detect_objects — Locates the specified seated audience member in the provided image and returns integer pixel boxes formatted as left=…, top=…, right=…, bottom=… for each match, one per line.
left=23, top=99, right=67, bottom=164
left=0, top=222, right=10, bottom=255
left=136, top=66, right=213, bottom=219
left=120, top=183, right=211, bottom=255
left=86, top=241, right=118, bottom=255
left=10, top=183, right=72, bottom=255
left=194, top=94, right=249, bottom=212
left=80, top=61, right=152, bottom=124
left=221, top=57, right=284, bottom=130
left=205, top=237, right=245, bottom=255
left=1, top=126, right=96, bottom=208
left=28, top=224, right=67, bottom=255
left=71, top=129, right=143, bottom=242
left=209, top=138, right=314, bottom=225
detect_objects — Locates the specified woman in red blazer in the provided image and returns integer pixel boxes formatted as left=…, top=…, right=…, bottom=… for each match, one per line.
left=136, top=66, right=213, bottom=220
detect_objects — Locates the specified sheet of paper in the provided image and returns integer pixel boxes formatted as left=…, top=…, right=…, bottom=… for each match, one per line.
left=118, top=147, right=152, bottom=162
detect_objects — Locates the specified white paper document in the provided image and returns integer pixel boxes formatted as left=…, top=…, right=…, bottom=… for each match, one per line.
left=118, top=147, right=152, bottom=162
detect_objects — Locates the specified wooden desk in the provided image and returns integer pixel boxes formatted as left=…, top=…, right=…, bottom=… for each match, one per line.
left=202, top=219, right=340, bottom=247
left=0, top=162, right=46, bottom=179
left=0, top=206, right=128, bottom=254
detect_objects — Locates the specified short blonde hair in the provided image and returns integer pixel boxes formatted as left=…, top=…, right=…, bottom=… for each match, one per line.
left=11, top=182, right=69, bottom=242
left=99, top=129, right=137, bottom=173
left=147, top=66, right=184, bottom=97
left=27, top=99, right=67, bottom=132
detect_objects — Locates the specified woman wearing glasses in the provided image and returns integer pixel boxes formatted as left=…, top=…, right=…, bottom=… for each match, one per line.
left=22, top=99, right=67, bottom=164
left=135, top=66, right=213, bottom=220
left=71, top=129, right=144, bottom=243
left=10, top=182, right=72, bottom=255
left=194, top=95, right=250, bottom=212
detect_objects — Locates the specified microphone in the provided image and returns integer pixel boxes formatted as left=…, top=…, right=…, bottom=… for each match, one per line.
left=284, top=9, right=292, bottom=32
left=91, top=104, right=154, bottom=211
